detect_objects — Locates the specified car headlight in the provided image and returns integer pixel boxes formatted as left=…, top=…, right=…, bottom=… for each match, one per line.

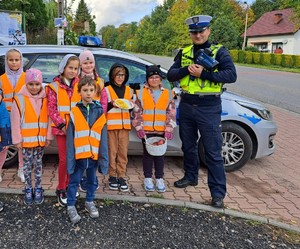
left=236, top=101, right=273, bottom=120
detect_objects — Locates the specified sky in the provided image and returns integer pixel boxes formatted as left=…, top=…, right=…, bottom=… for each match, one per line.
left=72, top=0, right=164, bottom=31
left=72, top=0, right=255, bottom=31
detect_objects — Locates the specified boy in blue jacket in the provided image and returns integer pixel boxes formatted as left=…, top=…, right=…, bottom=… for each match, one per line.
left=0, top=89, right=13, bottom=211
left=66, top=76, right=108, bottom=224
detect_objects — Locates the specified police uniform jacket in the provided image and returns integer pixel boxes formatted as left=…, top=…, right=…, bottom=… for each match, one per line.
left=167, top=41, right=237, bottom=89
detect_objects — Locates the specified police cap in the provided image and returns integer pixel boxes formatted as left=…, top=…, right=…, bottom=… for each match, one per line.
left=185, top=15, right=212, bottom=32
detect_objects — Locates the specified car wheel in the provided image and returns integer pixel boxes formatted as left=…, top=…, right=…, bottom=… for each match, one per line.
left=198, top=122, right=253, bottom=172
left=3, top=146, right=19, bottom=168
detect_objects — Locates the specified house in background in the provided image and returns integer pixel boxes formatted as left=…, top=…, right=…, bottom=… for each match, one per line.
left=245, top=8, right=300, bottom=55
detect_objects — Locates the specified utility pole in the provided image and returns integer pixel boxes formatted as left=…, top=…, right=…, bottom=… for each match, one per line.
left=241, top=1, right=249, bottom=51
left=57, top=0, right=64, bottom=45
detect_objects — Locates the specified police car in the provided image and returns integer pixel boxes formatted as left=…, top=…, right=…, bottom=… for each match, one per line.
left=0, top=45, right=277, bottom=172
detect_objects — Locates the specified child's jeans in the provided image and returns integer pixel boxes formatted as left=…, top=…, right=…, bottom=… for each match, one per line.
left=67, top=159, right=98, bottom=206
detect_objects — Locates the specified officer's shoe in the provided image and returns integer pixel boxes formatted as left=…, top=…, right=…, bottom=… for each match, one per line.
left=174, top=177, right=198, bottom=188
left=211, top=197, right=224, bottom=208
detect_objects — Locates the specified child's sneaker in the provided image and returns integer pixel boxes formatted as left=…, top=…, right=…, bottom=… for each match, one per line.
left=56, top=189, right=67, bottom=207
left=0, top=201, right=3, bottom=212
left=68, top=206, right=81, bottom=224
left=144, top=178, right=154, bottom=192
left=85, top=201, right=99, bottom=218
left=18, top=168, right=25, bottom=183
left=108, top=176, right=118, bottom=190
left=118, top=178, right=129, bottom=192
left=34, top=187, right=44, bottom=205
left=156, top=178, right=166, bottom=193
left=24, top=188, right=33, bottom=205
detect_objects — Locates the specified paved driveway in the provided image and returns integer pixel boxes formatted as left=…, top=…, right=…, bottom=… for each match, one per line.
left=0, top=105, right=299, bottom=227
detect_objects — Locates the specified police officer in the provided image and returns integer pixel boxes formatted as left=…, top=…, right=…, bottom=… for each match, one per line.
left=167, top=15, right=237, bottom=208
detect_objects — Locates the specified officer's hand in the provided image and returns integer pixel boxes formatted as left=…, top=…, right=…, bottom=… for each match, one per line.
left=188, top=64, right=204, bottom=78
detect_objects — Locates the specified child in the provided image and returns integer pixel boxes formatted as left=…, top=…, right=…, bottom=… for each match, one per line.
left=0, top=48, right=26, bottom=182
left=78, top=49, right=107, bottom=113
left=66, top=76, right=108, bottom=224
left=132, top=65, right=176, bottom=192
left=78, top=49, right=108, bottom=192
left=11, top=68, right=53, bottom=205
left=0, top=88, right=12, bottom=213
left=47, top=54, right=80, bottom=207
left=105, top=63, right=133, bottom=192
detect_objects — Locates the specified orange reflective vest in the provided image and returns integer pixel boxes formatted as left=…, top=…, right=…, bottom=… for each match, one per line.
left=47, top=81, right=80, bottom=127
left=105, top=85, right=133, bottom=130
left=0, top=72, right=26, bottom=111
left=70, top=106, right=106, bottom=160
left=14, top=94, right=48, bottom=148
left=137, top=87, right=174, bottom=132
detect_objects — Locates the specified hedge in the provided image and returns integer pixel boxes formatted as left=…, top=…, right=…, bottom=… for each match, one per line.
left=228, top=50, right=300, bottom=68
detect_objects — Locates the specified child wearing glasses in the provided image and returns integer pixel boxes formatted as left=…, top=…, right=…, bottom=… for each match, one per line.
left=104, top=63, right=134, bottom=192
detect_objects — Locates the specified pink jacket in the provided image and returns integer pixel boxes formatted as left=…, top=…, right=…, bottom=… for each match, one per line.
left=10, top=85, right=53, bottom=145
left=47, top=76, right=79, bottom=136
left=100, top=88, right=108, bottom=114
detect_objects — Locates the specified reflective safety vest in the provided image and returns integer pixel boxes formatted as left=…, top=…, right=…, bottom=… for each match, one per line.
left=47, top=81, right=80, bottom=127
left=137, top=87, right=173, bottom=132
left=0, top=72, right=26, bottom=111
left=181, top=44, right=223, bottom=95
left=14, top=94, right=48, bottom=148
left=70, top=106, right=106, bottom=160
left=105, top=85, right=133, bottom=130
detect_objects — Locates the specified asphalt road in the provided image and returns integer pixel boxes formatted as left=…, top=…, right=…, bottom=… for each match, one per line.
left=135, top=53, right=300, bottom=114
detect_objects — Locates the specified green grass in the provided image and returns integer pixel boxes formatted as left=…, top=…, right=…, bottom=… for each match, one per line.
left=148, top=193, right=164, bottom=199
left=236, top=63, right=300, bottom=73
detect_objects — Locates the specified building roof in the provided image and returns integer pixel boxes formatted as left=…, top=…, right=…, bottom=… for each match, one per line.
left=246, top=8, right=298, bottom=37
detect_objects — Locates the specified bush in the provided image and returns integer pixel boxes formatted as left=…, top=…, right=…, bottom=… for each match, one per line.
left=294, top=56, right=300, bottom=68
left=245, top=46, right=259, bottom=52
left=252, top=52, right=261, bottom=64
left=282, top=55, right=293, bottom=67
left=261, top=53, right=271, bottom=65
left=238, top=50, right=245, bottom=63
left=274, top=54, right=282, bottom=66
left=245, top=51, right=253, bottom=64
left=229, top=50, right=239, bottom=63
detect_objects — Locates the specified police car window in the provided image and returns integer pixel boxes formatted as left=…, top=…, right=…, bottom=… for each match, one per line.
left=29, top=55, right=65, bottom=84
left=94, top=56, right=171, bottom=90
left=94, top=56, right=145, bottom=84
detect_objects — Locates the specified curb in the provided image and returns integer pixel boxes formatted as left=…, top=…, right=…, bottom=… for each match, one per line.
left=1, top=188, right=300, bottom=234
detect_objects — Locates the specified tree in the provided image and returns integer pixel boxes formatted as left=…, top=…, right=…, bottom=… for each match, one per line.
left=74, top=0, right=96, bottom=35
left=251, top=0, right=282, bottom=20
left=100, top=25, right=118, bottom=48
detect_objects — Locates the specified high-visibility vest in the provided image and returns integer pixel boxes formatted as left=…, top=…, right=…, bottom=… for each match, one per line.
left=47, top=81, right=80, bottom=126
left=70, top=106, right=106, bottom=160
left=137, top=87, right=173, bottom=132
left=14, top=94, right=48, bottom=148
left=0, top=72, right=26, bottom=111
left=180, top=44, right=223, bottom=95
left=105, top=85, right=133, bottom=130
